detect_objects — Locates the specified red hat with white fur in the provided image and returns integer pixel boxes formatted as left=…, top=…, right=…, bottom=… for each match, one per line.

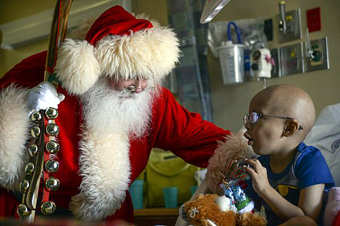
left=55, top=5, right=180, bottom=95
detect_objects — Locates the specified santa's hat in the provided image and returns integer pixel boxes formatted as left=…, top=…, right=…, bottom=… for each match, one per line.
left=55, top=5, right=180, bottom=95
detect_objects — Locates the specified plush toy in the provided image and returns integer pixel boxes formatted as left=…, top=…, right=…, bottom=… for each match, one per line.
left=206, top=132, right=258, bottom=211
left=206, top=131, right=254, bottom=195
left=184, top=193, right=266, bottom=226
left=177, top=132, right=266, bottom=226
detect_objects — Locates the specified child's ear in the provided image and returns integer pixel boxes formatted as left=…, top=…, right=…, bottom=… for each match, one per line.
left=283, top=119, right=300, bottom=136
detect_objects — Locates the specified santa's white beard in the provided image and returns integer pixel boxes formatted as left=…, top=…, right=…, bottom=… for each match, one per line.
left=70, top=78, right=155, bottom=220
left=80, top=78, right=153, bottom=139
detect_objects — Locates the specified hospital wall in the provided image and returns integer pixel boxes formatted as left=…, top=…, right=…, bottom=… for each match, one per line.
left=1, top=0, right=340, bottom=133
left=0, top=1, right=53, bottom=77
left=136, top=0, right=340, bottom=132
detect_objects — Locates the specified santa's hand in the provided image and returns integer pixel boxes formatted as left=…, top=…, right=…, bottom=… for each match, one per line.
left=244, top=158, right=271, bottom=195
left=27, top=81, right=65, bottom=116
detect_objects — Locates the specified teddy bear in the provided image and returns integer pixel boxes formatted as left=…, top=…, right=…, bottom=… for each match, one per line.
left=183, top=193, right=266, bottom=226
left=206, top=131, right=254, bottom=196
left=176, top=131, right=266, bottom=226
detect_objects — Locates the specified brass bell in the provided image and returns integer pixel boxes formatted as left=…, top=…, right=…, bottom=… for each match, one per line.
left=41, top=201, right=56, bottom=215
left=30, top=126, right=41, bottom=138
left=30, top=111, right=42, bottom=122
left=46, top=140, right=60, bottom=154
left=46, top=123, right=59, bottom=136
left=45, top=107, right=59, bottom=119
left=45, top=177, right=60, bottom=191
left=28, top=144, right=39, bottom=156
left=17, top=204, right=31, bottom=217
left=25, top=162, right=35, bottom=175
left=45, top=160, right=59, bottom=173
left=19, top=180, right=30, bottom=192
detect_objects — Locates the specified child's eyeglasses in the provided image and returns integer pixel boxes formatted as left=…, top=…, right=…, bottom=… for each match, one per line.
left=244, top=112, right=303, bottom=130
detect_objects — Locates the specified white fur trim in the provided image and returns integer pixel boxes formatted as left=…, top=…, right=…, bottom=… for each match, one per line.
left=56, top=14, right=179, bottom=95
left=69, top=129, right=131, bottom=220
left=96, top=26, right=180, bottom=85
left=55, top=39, right=100, bottom=95
left=0, top=85, right=31, bottom=190
left=238, top=200, right=255, bottom=214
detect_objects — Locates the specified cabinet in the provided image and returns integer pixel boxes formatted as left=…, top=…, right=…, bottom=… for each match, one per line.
left=134, top=208, right=179, bottom=226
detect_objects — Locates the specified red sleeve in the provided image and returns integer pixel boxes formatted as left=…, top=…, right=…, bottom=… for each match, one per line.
left=152, top=88, right=231, bottom=168
left=0, top=51, right=47, bottom=89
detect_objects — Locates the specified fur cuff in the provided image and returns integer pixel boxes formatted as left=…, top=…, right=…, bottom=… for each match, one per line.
left=0, top=85, right=31, bottom=190
left=69, top=131, right=131, bottom=220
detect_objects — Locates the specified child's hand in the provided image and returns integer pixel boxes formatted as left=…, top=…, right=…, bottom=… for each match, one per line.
left=244, top=158, right=271, bottom=195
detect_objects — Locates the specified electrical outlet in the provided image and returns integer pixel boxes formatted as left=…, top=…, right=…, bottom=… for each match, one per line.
left=305, top=37, right=329, bottom=72
left=307, top=7, right=321, bottom=32
left=280, top=43, right=304, bottom=76
left=278, top=9, right=302, bottom=43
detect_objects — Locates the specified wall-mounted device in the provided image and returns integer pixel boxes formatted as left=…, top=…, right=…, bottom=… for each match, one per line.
left=304, top=31, right=329, bottom=72
left=277, top=1, right=302, bottom=43
left=250, top=48, right=273, bottom=79
left=269, top=35, right=329, bottom=78
left=280, top=43, right=305, bottom=76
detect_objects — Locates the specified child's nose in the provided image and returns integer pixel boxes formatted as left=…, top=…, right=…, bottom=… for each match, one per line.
left=244, top=118, right=251, bottom=130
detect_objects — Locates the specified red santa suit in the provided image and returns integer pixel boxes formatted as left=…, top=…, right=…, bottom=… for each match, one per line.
left=0, top=5, right=230, bottom=223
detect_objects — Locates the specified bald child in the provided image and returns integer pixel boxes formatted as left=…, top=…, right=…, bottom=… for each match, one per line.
left=243, top=84, right=334, bottom=226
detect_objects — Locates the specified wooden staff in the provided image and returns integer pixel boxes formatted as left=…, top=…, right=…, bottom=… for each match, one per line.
left=17, top=0, right=73, bottom=223
left=45, top=0, right=73, bottom=85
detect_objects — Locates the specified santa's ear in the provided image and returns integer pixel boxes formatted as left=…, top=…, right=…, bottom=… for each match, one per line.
left=283, top=119, right=300, bottom=136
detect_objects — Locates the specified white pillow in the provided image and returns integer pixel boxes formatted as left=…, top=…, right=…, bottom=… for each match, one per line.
left=304, top=103, right=340, bottom=187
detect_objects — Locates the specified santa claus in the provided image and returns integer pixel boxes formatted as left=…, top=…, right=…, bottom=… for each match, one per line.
left=0, top=5, right=230, bottom=223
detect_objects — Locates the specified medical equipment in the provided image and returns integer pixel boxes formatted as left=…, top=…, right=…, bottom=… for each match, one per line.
left=217, top=22, right=245, bottom=85
left=250, top=48, right=273, bottom=79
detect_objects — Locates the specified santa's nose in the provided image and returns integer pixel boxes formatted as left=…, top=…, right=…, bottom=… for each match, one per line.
left=134, top=79, right=148, bottom=93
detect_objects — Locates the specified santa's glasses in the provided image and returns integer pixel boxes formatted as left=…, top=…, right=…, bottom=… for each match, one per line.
left=124, top=78, right=156, bottom=93
left=124, top=85, right=155, bottom=93
left=244, top=112, right=303, bottom=130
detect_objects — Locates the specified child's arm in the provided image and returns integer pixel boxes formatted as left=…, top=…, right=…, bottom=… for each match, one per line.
left=298, top=183, right=325, bottom=220
left=244, top=158, right=323, bottom=221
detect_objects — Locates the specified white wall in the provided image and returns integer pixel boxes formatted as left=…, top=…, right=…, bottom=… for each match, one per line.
left=208, top=0, right=340, bottom=132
